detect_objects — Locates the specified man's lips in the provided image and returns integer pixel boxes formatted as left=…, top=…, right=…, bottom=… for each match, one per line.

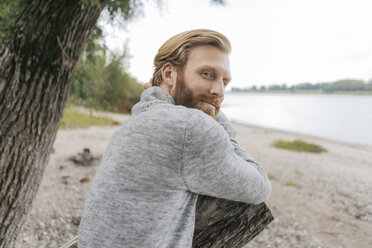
left=200, top=99, right=216, bottom=108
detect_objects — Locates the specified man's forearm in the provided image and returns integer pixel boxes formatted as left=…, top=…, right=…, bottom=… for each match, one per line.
left=216, top=111, right=255, bottom=160
left=216, top=111, right=270, bottom=183
left=183, top=110, right=271, bottom=204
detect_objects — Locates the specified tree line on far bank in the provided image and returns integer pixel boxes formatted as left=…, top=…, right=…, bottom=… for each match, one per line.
left=232, top=79, right=372, bottom=94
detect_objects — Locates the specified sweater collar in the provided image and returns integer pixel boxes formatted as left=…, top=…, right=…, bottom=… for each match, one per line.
left=141, top=86, right=175, bottom=104
left=131, top=87, right=175, bottom=115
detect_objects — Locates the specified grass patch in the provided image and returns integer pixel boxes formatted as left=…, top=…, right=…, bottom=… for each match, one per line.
left=294, top=170, right=303, bottom=176
left=268, top=173, right=279, bottom=181
left=272, top=139, right=327, bottom=153
left=60, top=108, right=120, bottom=129
left=285, top=180, right=301, bottom=188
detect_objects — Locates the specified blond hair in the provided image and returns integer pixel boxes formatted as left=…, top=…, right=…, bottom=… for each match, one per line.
left=151, top=29, right=231, bottom=86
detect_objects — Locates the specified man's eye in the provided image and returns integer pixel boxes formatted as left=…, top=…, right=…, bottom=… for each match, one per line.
left=202, top=72, right=214, bottom=79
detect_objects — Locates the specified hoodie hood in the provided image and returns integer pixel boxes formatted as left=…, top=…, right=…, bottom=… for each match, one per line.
left=131, top=87, right=175, bottom=115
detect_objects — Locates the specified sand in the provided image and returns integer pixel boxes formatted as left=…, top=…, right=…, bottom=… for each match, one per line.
left=14, top=111, right=372, bottom=248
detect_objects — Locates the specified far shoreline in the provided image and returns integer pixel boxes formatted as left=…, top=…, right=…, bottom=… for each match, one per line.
left=226, top=90, right=372, bottom=96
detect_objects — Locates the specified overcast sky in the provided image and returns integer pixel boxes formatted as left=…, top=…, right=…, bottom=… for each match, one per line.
left=102, top=0, right=372, bottom=88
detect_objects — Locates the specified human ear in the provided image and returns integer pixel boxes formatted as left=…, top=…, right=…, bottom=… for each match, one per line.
left=161, top=63, right=177, bottom=89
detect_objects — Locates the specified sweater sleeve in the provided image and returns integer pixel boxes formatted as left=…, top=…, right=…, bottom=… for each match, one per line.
left=216, top=111, right=266, bottom=168
left=180, top=111, right=272, bottom=204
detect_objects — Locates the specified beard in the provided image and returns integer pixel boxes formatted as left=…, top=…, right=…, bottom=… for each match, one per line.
left=171, top=71, right=221, bottom=119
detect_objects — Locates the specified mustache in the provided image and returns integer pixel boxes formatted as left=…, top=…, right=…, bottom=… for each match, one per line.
left=195, top=94, right=222, bottom=108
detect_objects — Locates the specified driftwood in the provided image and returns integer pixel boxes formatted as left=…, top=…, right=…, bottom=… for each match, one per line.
left=60, top=195, right=273, bottom=248
left=193, top=195, right=274, bottom=247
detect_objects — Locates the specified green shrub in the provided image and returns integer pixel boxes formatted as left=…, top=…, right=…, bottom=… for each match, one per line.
left=69, top=41, right=143, bottom=113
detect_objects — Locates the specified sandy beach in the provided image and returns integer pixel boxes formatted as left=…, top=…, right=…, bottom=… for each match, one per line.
left=14, top=111, right=372, bottom=248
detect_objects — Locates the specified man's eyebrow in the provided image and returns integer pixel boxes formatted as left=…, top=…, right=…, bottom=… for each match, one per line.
left=198, top=65, right=217, bottom=73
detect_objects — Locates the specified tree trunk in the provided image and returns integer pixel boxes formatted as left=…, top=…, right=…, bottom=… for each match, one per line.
left=0, top=1, right=106, bottom=247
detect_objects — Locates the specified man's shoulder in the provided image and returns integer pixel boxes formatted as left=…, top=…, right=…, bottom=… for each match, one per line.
left=129, top=104, right=220, bottom=134
left=159, top=104, right=218, bottom=127
left=136, top=103, right=213, bottom=123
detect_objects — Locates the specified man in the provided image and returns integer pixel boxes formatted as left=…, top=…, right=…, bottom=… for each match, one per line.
left=78, top=29, right=271, bottom=248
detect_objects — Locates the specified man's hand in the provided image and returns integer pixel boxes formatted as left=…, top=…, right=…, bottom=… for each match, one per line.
left=144, top=78, right=153, bottom=89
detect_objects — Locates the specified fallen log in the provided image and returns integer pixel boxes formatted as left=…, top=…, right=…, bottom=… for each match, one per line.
left=193, top=195, right=274, bottom=247
left=60, top=195, right=274, bottom=248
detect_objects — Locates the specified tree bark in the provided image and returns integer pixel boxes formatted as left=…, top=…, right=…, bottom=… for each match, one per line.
left=0, top=1, right=106, bottom=247
left=193, top=195, right=274, bottom=247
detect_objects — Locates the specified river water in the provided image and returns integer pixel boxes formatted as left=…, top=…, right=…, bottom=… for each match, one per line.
left=221, top=93, right=372, bottom=146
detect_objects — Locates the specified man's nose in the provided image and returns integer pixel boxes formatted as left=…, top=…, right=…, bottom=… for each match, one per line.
left=210, top=80, right=224, bottom=97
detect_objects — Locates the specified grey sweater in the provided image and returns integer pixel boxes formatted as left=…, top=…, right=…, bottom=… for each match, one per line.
left=78, top=87, right=271, bottom=248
